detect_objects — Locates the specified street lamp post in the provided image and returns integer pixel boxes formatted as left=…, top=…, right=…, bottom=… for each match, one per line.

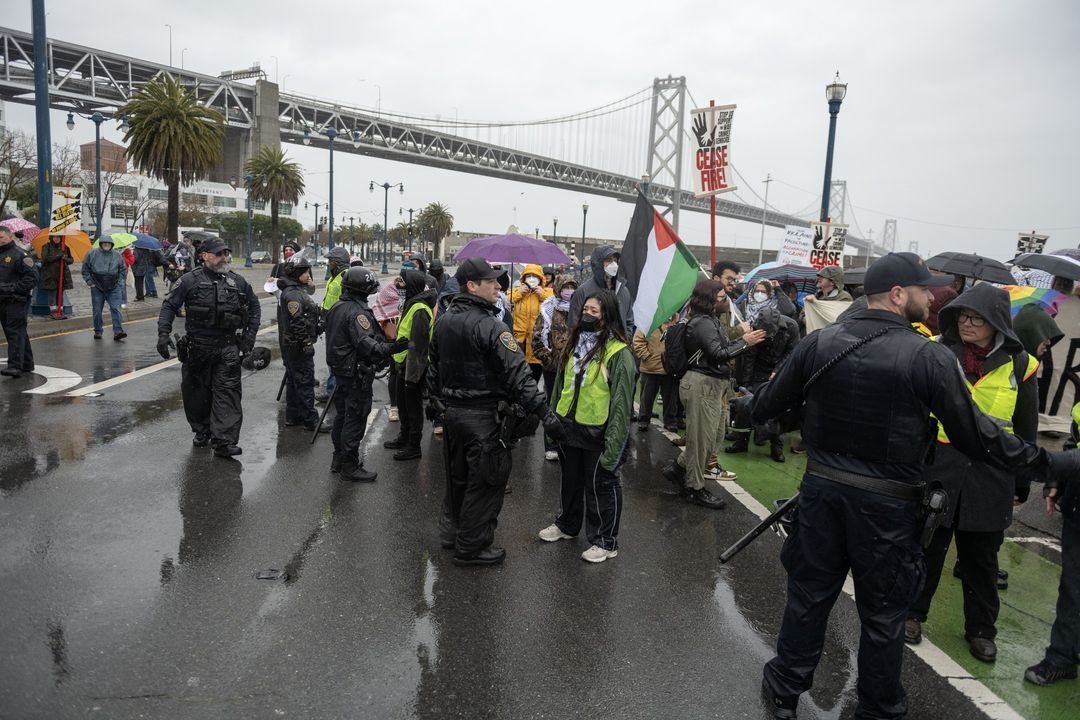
left=553, top=217, right=558, bottom=244
left=400, top=207, right=416, bottom=252
left=305, top=201, right=321, bottom=256
left=66, top=110, right=110, bottom=239
left=371, top=181, right=404, bottom=274
left=819, top=72, right=848, bottom=222
left=581, top=203, right=588, bottom=264
left=244, top=174, right=254, bottom=267
left=325, top=126, right=337, bottom=250
left=758, top=174, right=772, bottom=266
left=348, top=216, right=355, bottom=254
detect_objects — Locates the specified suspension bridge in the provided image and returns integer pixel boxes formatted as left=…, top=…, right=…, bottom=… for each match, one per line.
left=0, top=25, right=896, bottom=257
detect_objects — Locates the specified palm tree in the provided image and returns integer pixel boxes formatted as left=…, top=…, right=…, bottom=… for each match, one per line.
left=419, top=202, right=454, bottom=260
left=118, top=75, right=223, bottom=244
left=245, top=146, right=305, bottom=265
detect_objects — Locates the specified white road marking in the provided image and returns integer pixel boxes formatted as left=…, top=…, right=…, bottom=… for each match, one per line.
left=0, top=359, right=83, bottom=395
left=65, top=324, right=278, bottom=397
left=1007, top=535, right=1062, bottom=553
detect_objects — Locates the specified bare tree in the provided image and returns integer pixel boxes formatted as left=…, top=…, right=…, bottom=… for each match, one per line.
left=50, top=140, right=86, bottom=189
left=0, top=130, right=37, bottom=218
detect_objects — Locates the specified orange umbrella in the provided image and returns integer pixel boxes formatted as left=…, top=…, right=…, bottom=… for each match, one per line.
left=32, top=229, right=92, bottom=262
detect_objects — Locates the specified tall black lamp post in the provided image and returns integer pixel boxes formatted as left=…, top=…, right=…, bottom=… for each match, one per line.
left=819, top=72, right=848, bottom=222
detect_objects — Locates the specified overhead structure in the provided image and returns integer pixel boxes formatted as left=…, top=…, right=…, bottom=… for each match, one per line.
left=828, top=180, right=847, bottom=224
left=882, top=219, right=898, bottom=253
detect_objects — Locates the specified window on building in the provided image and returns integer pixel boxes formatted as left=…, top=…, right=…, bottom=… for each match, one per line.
left=181, top=193, right=209, bottom=206
left=112, top=185, right=138, bottom=201
left=148, top=188, right=169, bottom=201
left=253, top=199, right=266, bottom=211
left=279, top=202, right=292, bottom=215
left=111, top=204, right=137, bottom=220
left=213, top=196, right=237, bottom=209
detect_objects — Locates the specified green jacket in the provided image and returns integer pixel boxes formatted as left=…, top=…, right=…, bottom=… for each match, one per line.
left=550, top=341, right=636, bottom=471
left=322, top=271, right=344, bottom=311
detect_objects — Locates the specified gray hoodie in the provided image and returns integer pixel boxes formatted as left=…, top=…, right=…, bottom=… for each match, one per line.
left=567, top=244, right=634, bottom=334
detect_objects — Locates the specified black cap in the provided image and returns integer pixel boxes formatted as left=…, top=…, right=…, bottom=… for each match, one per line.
left=863, top=252, right=952, bottom=295
left=199, top=239, right=231, bottom=254
left=455, top=257, right=505, bottom=283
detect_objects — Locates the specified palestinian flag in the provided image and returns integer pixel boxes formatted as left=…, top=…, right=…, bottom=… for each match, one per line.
left=620, top=193, right=703, bottom=335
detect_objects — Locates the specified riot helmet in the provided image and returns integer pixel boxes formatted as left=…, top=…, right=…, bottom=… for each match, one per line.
left=341, top=267, right=380, bottom=296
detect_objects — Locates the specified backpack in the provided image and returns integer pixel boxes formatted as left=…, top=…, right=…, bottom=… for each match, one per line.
left=661, top=318, right=702, bottom=380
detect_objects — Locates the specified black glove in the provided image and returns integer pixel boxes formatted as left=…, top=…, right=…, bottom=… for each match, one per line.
left=239, top=334, right=256, bottom=355
left=390, top=338, right=409, bottom=353
left=541, top=410, right=568, bottom=443
left=303, top=344, right=316, bottom=357
left=1045, top=449, right=1080, bottom=492
left=157, top=334, right=174, bottom=360
left=426, top=396, right=447, bottom=421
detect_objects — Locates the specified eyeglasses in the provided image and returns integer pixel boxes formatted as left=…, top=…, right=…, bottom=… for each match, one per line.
left=956, top=312, right=986, bottom=327
left=213, top=250, right=231, bottom=257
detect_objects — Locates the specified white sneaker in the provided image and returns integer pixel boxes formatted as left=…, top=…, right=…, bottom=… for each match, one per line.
left=433, top=425, right=444, bottom=436
left=544, top=450, right=558, bottom=461
left=538, top=524, right=574, bottom=543
left=388, top=406, right=399, bottom=422
left=581, top=545, right=618, bottom=563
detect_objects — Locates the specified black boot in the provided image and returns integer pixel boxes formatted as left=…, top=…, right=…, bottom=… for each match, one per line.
left=726, top=434, right=749, bottom=454
left=383, top=434, right=408, bottom=450
left=770, top=439, right=786, bottom=463
left=330, top=453, right=343, bottom=474
left=340, top=458, right=377, bottom=483
left=393, top=444, right=422, bottom=461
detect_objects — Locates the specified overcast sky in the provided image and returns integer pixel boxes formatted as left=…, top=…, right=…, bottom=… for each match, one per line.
left=3, top=0, right=1078, bottom=260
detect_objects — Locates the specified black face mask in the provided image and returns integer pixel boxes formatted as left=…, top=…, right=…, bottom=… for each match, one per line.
left=579, top=314, right=601, bottom=332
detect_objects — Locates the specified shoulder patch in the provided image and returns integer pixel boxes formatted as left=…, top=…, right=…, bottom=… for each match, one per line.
left=287, top=300, right=301, bottom=316
left=357, top=313, right=372, bottom=331
left=499, top=331, right=520, bottom=353
left=3, top=256, right=10, bottom=264
left=23, top=256, right=35, bottom=268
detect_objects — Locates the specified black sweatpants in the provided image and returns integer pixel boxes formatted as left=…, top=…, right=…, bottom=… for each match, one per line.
left=1, top=300, right=33, bottom=371
left=331, top=374, right=373, bottom=462
left=639, top=372, right=677, bottom=426
left=764, top=474, right=924, bottom=720
left=181, top=343, right=243, bottom=447
left=555, top=444, right=622, bottom=550
left=909, top=525, right=1004, bottom=640
left=440, top=406, right=511, bottom=556
left=387, top=361, right=399, bottom=406
left=282, top=347, right=318, bottom=426
left=1044, top=520, right=1080, bottom=669
left=392, top=361, right=424, bottom=447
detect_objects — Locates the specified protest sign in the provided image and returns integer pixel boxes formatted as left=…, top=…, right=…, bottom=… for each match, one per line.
left=690, top=104, right=737, bottom=197
left=778, top=226, right=814, bottom=265
left=49, top=187, right=82, bottom=235
left=808, top=222, right=848, bottom=270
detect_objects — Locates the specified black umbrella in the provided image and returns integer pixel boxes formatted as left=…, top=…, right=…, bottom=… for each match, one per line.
left=926, top=252, right=1014, bottom=285
left=1011, top=252, right=1080, bottom=281
left=181, top=230, right=220, bottom=244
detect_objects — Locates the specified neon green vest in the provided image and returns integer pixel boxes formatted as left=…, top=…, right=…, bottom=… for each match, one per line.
left=937, top=343, right=1037, bottom=443
left=392, top=301, right=433, bottom=363
left=322, top=272, right=343, bottom=310
left=1072, top=401, right=1080, bottom=428
left=555, top=340, right=627, bottom=427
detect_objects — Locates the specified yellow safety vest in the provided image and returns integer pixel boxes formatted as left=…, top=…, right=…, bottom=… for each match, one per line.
left=1071, top=401, right=1080, bottom=428
left=936, top=341, right=1038, bottom=443
left=392, top=301, right=433, bottom=364
left=555, top=339, right=627, bottom=427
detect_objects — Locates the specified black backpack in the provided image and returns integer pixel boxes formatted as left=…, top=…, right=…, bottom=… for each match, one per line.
left=661, top=318, right=702, bottom=380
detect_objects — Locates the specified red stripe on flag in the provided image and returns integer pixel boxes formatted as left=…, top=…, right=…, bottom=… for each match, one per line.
left=653, top=211, right=679, bottom=251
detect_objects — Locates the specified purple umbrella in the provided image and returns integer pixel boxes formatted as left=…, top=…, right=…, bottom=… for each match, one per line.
left=454, top=233, right=571, bottom=266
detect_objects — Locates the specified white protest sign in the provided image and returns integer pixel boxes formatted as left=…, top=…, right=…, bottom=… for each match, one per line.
left=1017, top=232, right=1049, bottom=254
left=808, top=222, right=848, bottom=270
left=778, top=226, right=814, bottom=266
left=49, top=187, right=82, bottom=236
left=690, top=103, right=737, bottom=197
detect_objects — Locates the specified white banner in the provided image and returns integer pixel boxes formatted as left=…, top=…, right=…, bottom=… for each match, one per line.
left=778, top=226, right=814, bottom=266
left=805, top=298, right=853, bottom=333
left=808, top=222, right=848, bottom=270
left=49, top=187, right=83, bottom=236
left=690, top=103, right=737, bottom=197
left=1017, top=232, right=1049, bottom=254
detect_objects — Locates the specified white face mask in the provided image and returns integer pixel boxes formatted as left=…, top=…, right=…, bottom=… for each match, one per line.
left=604, top=262, right=619, bottom=278
left=525, top=276, right=540, bottom=288
left=752, top=292, right=768, bottom=303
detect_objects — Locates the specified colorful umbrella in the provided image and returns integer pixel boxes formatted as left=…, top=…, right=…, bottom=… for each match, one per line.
left=133, top=232, right=162, bottom=250
left=30, top=228, right=93, bottom=262
left=741, top=262, right=820, bottom=295
left=1, top=218, right=42, bottom=244
left=93, top=232, right=136, bottom=249
left=455, top=233, right=571, bottom=265
left=1002, top=285, right=1066, bottom=317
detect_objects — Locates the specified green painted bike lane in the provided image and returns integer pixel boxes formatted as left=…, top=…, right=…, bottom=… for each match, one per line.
left=714, top=441, right=1077, bottom=720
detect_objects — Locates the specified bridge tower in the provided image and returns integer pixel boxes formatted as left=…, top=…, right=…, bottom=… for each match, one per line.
left=644, top=76, right=687, bottom=231
left=828, top=180, right=847, bottom=224
left=210, top=78, right=281, bottom=185
left=882, top=219, right=898, bottom=252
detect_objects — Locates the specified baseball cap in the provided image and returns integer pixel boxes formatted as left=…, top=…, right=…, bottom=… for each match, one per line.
left=455, top=257, right=505, bottom=283
left=863, top=252, right=952, bottom=295
left=199, top=239, right=231, bottom=255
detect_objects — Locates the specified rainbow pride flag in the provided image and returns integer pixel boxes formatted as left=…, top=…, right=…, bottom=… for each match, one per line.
left=1002, top=285, right=1066, bottom=317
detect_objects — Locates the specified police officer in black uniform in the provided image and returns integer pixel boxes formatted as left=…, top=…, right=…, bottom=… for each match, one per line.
left=157, top=240, right=261, bottom=458
left=752, top=252, right=1080, bottom=719
left=324, top=267, right=403, bottom=482
left=276, top=256, right=325, bottom=431
left=428, top=258, right=564, bottom=567
left=0, top=226, right=37, bottom=378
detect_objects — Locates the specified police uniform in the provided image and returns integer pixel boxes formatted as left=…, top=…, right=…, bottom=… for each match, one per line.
left=324, top=267, right=399, bottom=482
left=428, top=258, right=555, bottom=567
left=277, top=263, right=323, bottom=430
left=157, top=241, right=260, bottom=457
left=751, top=253, right=1077, bottom=720
left=0, top=239, right=37, bottom=377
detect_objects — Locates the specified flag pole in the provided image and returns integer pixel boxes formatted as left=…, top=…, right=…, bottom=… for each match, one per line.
left=709, top=100, right=717, bottom=269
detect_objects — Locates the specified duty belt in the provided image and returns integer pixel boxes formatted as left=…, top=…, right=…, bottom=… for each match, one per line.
left=806, top=460, right=924, bottom=501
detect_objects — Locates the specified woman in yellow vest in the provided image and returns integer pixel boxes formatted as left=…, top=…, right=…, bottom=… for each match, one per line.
left=906, top=284, right=1039, bottom=663
left=537, top=289, right=635, bottom=563
left=383, top=270, right=437, bottom=460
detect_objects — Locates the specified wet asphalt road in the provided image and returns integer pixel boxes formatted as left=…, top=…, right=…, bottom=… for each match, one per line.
left=1, top=311, right=995, bottom=720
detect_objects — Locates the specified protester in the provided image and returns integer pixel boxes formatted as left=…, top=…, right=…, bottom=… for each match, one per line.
left=277, top=257, right=326, bottom=433
left=1014, top=304, right=1064, bottom=361
left=738, top=280, right=797, bottom=324
left=541, top=265, right=557, bottom=289
left=314, top=246, right=353, bottom=403
left=383, top=270, right=436, bottom=461
left=428, top=257, right=561, bottom=567
left=712, top=260, right=746, bottom=330
left=631, top=314, right=679, bottom=432
left=324, top=267, right=402, bottom=482
left=372, top=272, right=406, bottom=422
left=804, top=265, right=852, bottom=304
left=533, top=273, right=577, bottom=460
left=905, top=285, right=1038, bottom=662
left=923, top=285, right=957, bottom=335
left=270, top=241, right=301, bottom=280
left=428, top=258, right=447, bottom=292
left=38, top=235, right=73, bottom=315
left=751, top=252, right=1078, bottom=720
left=539, top=289, right=634, bottom=563
left=132, top=244, right=160, bottom=301
left=157, top=240, right=260, bottom=458
left=568, top=245, right=634, bottom=335
left=662, top=279, right=765, bottom=509
left=81, top=238, right=128, bottom=341
left=510, top=264, right=553, bottom=382
left=0, top=225, right=37, bottom=377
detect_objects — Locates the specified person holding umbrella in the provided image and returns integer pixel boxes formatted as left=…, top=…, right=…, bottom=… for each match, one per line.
left=81, top=236, right=128, bottom=341
left=39, top=235, right=73, bottom=316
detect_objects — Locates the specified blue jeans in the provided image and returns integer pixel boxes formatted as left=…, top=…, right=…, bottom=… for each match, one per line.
left=91, top=285, right=124, bottom=334
left=144, top=271, right=157, bottom=296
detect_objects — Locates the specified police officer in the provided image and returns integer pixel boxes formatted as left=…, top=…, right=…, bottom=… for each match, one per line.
left=157, top=240, right=261, bottom=458
left=428, top=257, right=564, bottom=567
left=0, top=227, right=36, bottom=379
left=324, top=267, right=403, bottom=482
left=277, top=256, right=325, bottom=431
left=751, top=252, right=1080, bottom=719
left=0, top=226, right=37, bottom=378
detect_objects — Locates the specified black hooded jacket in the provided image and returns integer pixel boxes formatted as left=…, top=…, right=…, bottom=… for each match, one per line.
left=324, top=290, right=395, bottom=378
left=737, top=306, right=800, bottom=387
left=399, top=270, right=438, bottom=386
left=567, top=245, right=634, bottom=334
left=929, top=283, right=1039, bottom=530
